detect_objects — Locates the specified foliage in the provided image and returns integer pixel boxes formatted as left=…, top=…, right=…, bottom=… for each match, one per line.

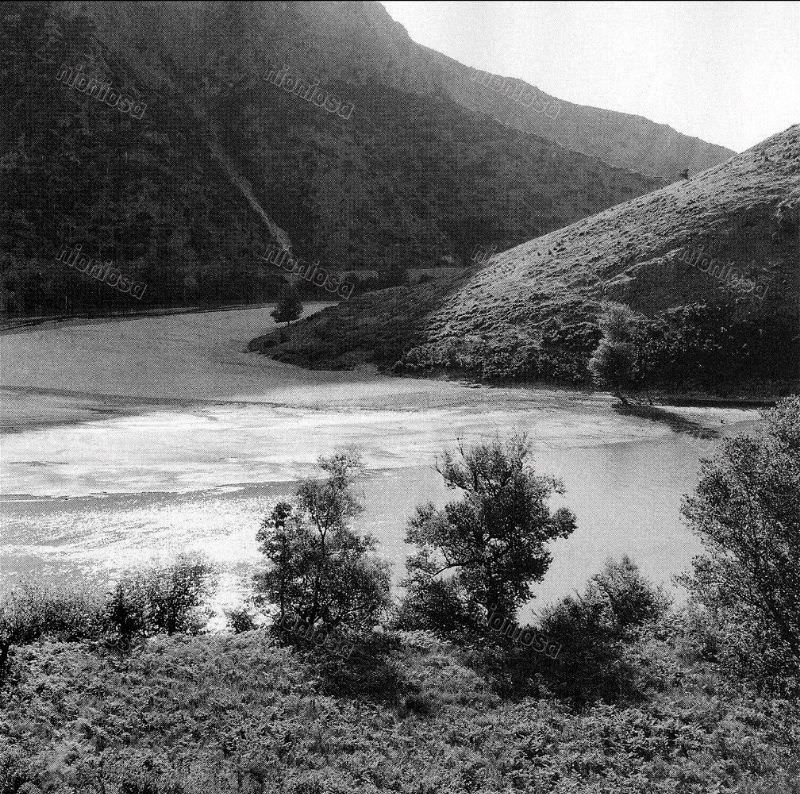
left=270, top=286, right=303, bottom=326
left=0, top=557, right=214, bottom=683
left=0, top=583, right=104, bottom=682
left=0, top=628, right=798, bottom=794
left=225, top=607, right=257, bottom=634
left=637, top=301, right=799, bottom=391
left=289, top=289, right=797, bottom=397
left=588, top=302, right=647, bottom=396
left=534, top=557, right=672, bottom=703
left=111, top=555, right=215, bottom=641
left=0, top=3, right=290, bottom=316
left=400, top=434, right=576, bottom=630
left=680, top=396, right=800, bottom=677
left=254, top=450, right=391, bottom=632
left=585, top=554, right=672, bottom=631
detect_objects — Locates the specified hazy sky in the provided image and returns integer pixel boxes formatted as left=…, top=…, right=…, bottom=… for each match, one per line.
left=381, top=1, right=800, bottom=152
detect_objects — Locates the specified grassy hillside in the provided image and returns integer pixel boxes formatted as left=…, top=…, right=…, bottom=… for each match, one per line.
left=2, top=628, right=799, bottom=794
left=423, top=46, right=735, bottom=180
left=259, top=126, right=799, bottom=395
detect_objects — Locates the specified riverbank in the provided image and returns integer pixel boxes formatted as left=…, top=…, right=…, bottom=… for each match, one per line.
left=0, top=300, right=298, bottom=335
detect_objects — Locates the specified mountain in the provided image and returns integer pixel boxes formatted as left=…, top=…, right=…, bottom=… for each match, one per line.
left=188, top=0, right=734, bottom=179
left=424, top=48, right=735, bottom=180
left=171, top=0, right=734, bottom=180
left=255, top=125, right=800, bottom=395
left=2, top=1, right=718, bottom=317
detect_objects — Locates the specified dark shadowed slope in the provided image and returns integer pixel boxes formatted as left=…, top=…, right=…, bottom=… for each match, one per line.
left=1, top=0, right=660, bottom=317
left=244, top=1, right=736, bottom=179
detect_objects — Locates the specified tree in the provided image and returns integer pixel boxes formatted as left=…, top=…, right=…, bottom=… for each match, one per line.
left=680, top=396, right=800, bottom=673
left=399, top=434, right=576, bottom=630
left=588, top=302, right=646, bottom=400
left=254, top=449, right=391, bottom=632
left=270, top=286, right=303, bottom=327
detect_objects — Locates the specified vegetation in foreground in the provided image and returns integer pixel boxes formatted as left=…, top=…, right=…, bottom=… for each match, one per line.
left=1, top=399, right=798, bottom=793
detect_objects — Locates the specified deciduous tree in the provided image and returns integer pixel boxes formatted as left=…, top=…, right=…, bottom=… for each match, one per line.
left=270, top=286, right=303, bottom=327
left=400, top=434, right=576, bottom=629
left=680, top=396, right=800, bottom=671
left=255, top=450, right=390, bottom=632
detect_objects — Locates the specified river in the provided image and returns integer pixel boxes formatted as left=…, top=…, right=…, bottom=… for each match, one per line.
left=0, top=305, right=760, bottom=621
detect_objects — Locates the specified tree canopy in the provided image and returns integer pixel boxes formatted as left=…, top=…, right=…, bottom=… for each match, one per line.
left=680, top=396, right=800, bottom=673
left=399, top=434, right=576, bottom=629
left=270, top=286, right=303, bottom=326
left=255, top=449, right=390, bottom=632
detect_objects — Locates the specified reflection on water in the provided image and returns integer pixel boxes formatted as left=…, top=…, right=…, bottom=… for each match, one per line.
left=612, top=401, right=720, bottom=438
left=0, top=394, right=758, bottom=614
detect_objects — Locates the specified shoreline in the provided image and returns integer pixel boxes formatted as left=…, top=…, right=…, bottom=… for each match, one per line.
left=0, top=300, right=321, bottom=335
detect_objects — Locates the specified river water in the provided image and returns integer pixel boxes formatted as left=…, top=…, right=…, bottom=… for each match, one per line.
left=0, top=306, right=760, bottom=620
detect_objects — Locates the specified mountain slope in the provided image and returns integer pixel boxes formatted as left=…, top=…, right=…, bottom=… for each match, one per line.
left=178, top=0, right=733, bottom=180
left=1, top=1, right=663, bottom=316
left=424, top=46, right=735, bottom=180
left=257, top=125, right=799, bottom=394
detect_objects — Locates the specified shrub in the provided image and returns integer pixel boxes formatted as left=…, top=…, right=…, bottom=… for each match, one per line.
left=226, top=607, right=257, bottom=634
left=536, top=557, right=670, bottom=703
left=105, top=556, right=215, bottom=645
left=0, top=582, right=104, bottom=682
left=680, top=396, right=800, bottom=681
left=585, top=555, right=672, bottom=631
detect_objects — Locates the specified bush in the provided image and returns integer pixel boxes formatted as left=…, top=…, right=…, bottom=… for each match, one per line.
left=226, top=607, right=257, bottom=634
left=680, top=396, right=800, bottom=681
left=106, top=556, right=215, bottom=644
left=535, top=557, right=670, bottom=703
left=585, top=554, right=672, bottom=631
left=391, top=578, right=476, bottom=634
left=0, top=583, right=104, bottom=682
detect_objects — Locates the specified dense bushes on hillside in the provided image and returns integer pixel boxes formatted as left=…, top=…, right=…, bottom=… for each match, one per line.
left=265, top=275, right=796, bottom=394
left=0, top=4, right=290, bottom=316
left=1, top=626, right=798, bottom=794
left=393, top=297, right=799, bottom=392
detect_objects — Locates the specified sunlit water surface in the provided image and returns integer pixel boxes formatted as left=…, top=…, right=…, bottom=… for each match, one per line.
left=1, top=392, right=757, bottom=620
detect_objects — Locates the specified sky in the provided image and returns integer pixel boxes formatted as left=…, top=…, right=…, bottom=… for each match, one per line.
left=381, top=1, right=800, bottom=152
